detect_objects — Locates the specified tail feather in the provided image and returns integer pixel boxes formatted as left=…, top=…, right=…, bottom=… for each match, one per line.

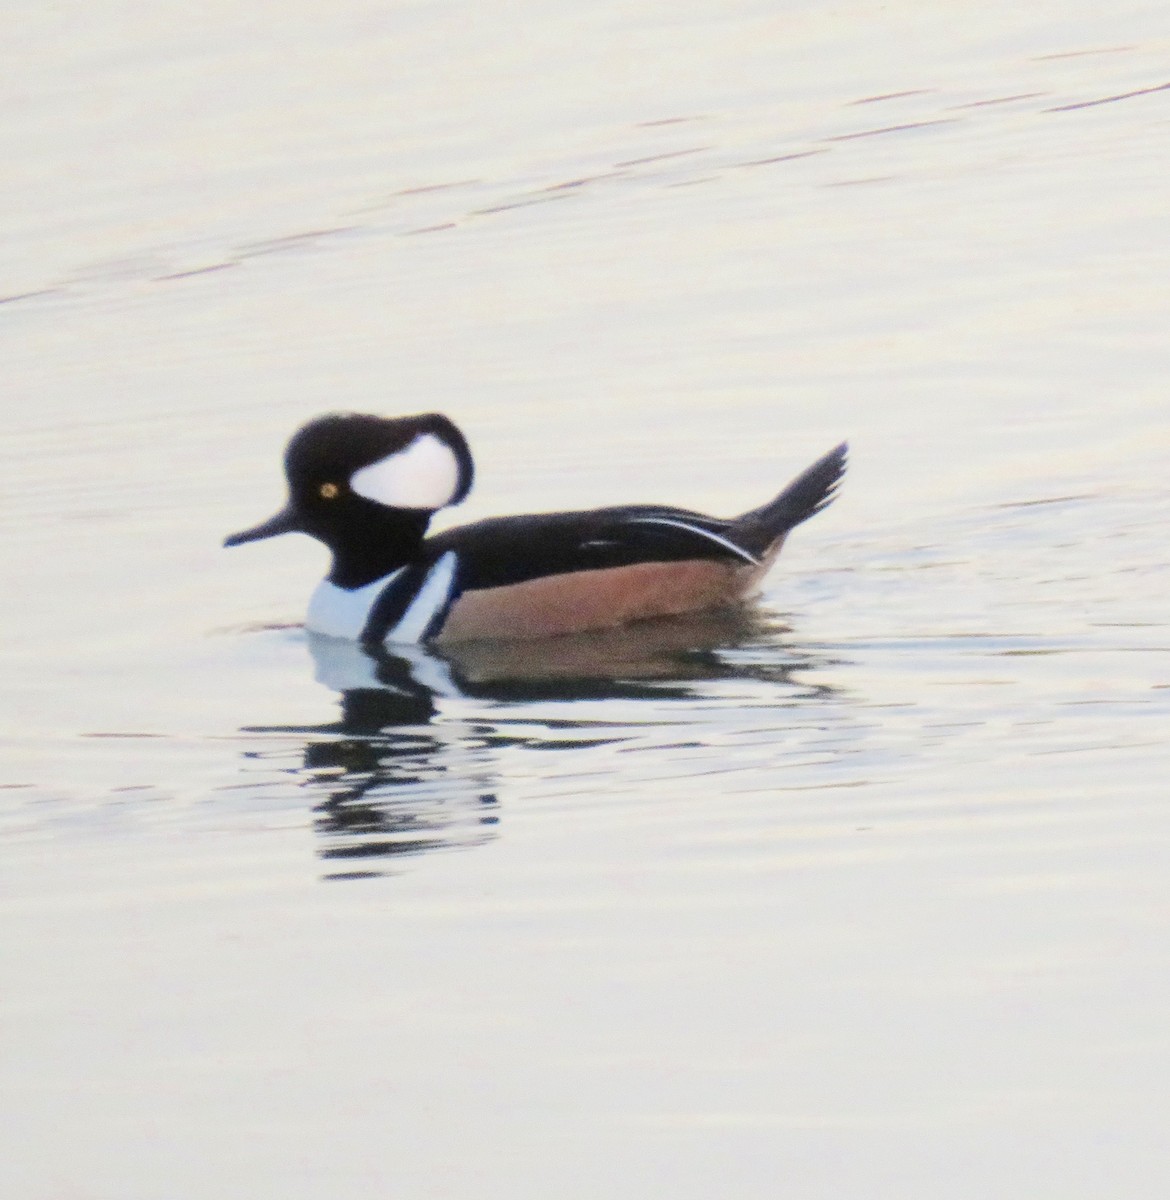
left=732, top=442, right=847, bottom=551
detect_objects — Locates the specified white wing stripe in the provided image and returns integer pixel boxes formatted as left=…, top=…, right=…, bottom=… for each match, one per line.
left=388, top=552, right=458, bottom=643
left=623, top=517, right=760, bottom=565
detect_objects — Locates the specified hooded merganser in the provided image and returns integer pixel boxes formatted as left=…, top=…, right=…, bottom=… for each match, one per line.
left=225, top=413, right=846, bottom=644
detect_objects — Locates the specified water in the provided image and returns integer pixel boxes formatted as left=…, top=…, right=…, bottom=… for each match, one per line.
left=2, top=3, right=1169, bottom=1196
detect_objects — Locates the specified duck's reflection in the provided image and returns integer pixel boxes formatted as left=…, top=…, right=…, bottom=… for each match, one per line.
left=241, top=610, right=842, bottom=880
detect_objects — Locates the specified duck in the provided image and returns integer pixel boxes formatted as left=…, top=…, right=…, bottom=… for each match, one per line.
left=224, top=412, right=846, bottom=644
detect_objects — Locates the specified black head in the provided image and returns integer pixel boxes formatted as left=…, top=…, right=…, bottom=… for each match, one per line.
left=225, top=412, right=474, bottom=587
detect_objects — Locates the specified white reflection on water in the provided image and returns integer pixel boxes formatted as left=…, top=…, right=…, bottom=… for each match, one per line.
left=252, top=616, right=842, bottom=878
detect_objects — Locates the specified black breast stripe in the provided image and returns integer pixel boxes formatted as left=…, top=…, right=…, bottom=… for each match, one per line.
left=361, top=555, right=462, bottom=644
left=360, top=564, right=430, bottom=645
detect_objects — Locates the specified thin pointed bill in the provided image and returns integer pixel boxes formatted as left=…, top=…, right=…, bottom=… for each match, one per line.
left=223, top=505, right=300, bottom=547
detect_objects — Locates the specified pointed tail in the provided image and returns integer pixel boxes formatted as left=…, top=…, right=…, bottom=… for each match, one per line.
left=732, top=442, right=847, bottom=551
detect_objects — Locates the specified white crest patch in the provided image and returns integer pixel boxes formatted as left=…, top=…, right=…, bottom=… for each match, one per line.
left=350, top=433, right=460, bottom=510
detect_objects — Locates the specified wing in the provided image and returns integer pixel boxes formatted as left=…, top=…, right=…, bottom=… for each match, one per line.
left=427, top=505, right=758, bottom=593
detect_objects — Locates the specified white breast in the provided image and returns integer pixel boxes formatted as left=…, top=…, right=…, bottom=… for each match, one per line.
left=304, top=552, right=459, bottom=643
left=306, top=569, right=404, bottom=639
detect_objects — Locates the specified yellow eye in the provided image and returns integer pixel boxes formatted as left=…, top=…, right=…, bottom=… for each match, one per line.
left=319, top=482, right=339, bottom=499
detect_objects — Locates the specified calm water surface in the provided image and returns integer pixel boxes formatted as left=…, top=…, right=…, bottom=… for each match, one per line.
left=2, top=3, right=1169, bottom=1197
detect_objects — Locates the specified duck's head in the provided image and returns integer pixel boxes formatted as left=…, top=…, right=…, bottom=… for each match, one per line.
left=225, top=412, right=474, bottom=587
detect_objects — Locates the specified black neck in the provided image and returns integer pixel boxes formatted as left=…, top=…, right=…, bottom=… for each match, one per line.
left=325, top=508, right=432, bottom=589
